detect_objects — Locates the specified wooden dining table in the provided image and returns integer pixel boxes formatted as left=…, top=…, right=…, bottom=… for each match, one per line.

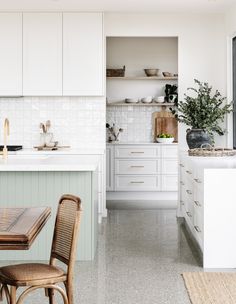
left=0, top=207, right=51, bottom=250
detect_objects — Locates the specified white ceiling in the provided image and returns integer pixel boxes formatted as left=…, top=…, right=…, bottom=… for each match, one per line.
left=0, top=0, right=235, bottom=13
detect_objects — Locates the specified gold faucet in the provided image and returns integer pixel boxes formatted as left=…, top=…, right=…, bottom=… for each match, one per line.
left=2, top=118, right=9, bottom=160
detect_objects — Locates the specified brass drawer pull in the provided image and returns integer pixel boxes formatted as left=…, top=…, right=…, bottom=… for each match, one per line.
left=130, top=181, right=144, bottom=184
left=186, top=170, right=192, bottom=175
left=131, top=152, right=144, bottom=154
left=186, top=211, right=192, bottom=217
left=186, top=190, right=192, bottom=195
left=194, top=225, right=201, bottom=233
left=194, top=200, right=201, bottom=207
left=180, top=164, right=184, bottom=167
left=194, top=178, right=202, bottom=183
left=130, top=166, right=145, bottom=168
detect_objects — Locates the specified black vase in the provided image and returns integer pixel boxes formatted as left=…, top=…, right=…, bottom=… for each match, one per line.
left=186, top=129, right=212, bottom=149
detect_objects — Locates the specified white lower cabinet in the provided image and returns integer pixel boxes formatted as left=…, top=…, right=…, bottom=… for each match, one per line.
left=107, top=143, right=178, bottom=193
left=179, top=153, right=236, bottom=268
left=115, top=175, right=161, bottom=191
left=161, top=175, right=178, bottom=191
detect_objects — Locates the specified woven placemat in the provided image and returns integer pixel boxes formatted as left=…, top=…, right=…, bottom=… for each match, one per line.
left=182, top=272, right=236, bottom=304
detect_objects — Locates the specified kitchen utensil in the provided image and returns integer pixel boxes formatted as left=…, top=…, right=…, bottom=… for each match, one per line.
left=152, top=110, right=178, bottom=142
left=144, top=69, right=159, bottom=77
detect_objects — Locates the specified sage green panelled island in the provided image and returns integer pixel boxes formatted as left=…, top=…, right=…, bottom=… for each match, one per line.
left=0, top=155, right=99, bottom=261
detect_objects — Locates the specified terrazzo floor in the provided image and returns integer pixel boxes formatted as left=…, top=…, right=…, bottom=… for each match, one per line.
left=0, top=209, right=202, bottom=304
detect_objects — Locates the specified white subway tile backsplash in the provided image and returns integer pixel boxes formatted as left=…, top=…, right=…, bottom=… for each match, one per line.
left=0, top=96, right=105, bottom=149
left=106, top=106, right=163, bottom=143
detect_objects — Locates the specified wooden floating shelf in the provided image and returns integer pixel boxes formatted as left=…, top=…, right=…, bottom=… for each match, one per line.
left=106, top=102, right=174, bottom=107
left=107, top=76, right=178, bottom=80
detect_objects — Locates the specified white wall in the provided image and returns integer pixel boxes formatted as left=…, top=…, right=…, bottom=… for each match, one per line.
left=0, top=97, right=105, bottom=149
left=105, top=13, right=227, bottom=149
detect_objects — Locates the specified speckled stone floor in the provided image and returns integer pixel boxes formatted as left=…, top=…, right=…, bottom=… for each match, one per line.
left=0, top=209, right=202, bottom=304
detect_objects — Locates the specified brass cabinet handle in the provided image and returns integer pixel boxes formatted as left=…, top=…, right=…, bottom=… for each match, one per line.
left=186, top=211, right=192, bottom=217
left=131, top=151, right=144, bottom=154
left=194, top=200, right=201, bottom=207
left=186, top=190, right=192, bottom=195
left=130, top=181, right=144, bottom=184
left=194, top=178, right=202, bottom=183
left=180, top=164, right=184, bottom=167
left=194, top=225, right=201, bottom=233
left=186, top=170, right=192, bottom=175
left=130, top=166, right=145, bottom=168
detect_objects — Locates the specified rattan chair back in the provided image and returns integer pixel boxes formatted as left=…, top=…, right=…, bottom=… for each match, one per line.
left=50, top=194, right=82, bottom=267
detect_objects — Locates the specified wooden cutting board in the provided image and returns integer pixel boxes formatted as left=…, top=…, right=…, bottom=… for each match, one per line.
left=152, top=110, right=178, bottom=142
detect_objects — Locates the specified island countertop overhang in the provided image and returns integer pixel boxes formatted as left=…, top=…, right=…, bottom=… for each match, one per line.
left=0, top=155, right=100, bottom=171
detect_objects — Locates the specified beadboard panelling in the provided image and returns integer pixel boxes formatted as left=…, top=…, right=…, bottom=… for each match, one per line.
left=0, top=171, right=97, bottom=261
left=0, top=96, right=105, bottom=149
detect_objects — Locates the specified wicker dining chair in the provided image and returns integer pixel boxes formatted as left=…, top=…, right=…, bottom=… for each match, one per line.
left=0, top=194, right=82, bottom=304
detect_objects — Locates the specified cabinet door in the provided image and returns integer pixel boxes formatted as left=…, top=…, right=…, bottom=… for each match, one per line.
left=106, top=146, right=114, bottom=191
left=161, top=175, right=178, bottom=191
left=162, top=159, right=178, bottom=175
left=0, top=13, right=22, bottom=96
left=23, top=13, right=62, bottom=96
left=63, top=13, right=104, bottom=96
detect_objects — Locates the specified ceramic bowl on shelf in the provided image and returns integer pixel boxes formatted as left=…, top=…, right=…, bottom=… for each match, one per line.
left=153, top=96, right=165, bottom=103
left=144, top=69, right=159, bottom=77
left=162, top=72, right=174, bottom=77
left=125, top=98, right=139, bottom=103
left=156, top=137, right=174, bottom=144
left=141, top=96, right=153, bottom=103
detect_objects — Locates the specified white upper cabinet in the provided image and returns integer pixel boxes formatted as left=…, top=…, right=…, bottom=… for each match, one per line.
left=23, top=13, right=62, bottom=96
left=63, top=13, right=104, bottom=96
left=0, top=13, right=22, bottom=96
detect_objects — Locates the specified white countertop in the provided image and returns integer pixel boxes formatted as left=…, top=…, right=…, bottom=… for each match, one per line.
left=14, top=148, right=105, bottom=155
left=180, top=150, right=236, bottom=169
left=0, top=155, right=100, bottom=171
left=106, top=142, right=178, bottom=146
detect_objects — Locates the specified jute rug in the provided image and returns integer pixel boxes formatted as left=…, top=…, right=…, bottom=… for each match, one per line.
left=182, top=272, right=236, bottom=304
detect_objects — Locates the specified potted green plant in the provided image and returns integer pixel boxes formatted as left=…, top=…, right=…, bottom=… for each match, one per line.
left=170, top=79, right=232, bottom=149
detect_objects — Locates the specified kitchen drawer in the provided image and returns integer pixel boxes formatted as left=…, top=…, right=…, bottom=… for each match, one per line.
left=115, top=175, right=161, bottom=191
left=161, top=145, right=178, bottom=158
left=115, top=146, right=160, bottom=159
left=161, top=175, right=178, bottom=191
left=193, top=183, right=204, bottom=208
left=185, top=199, right=194, bottom=225
left=162, top=159, right=178, bottom=175
left=115, top=159, right=161, bottom=175
left=193, top=208, right=203, bottom=248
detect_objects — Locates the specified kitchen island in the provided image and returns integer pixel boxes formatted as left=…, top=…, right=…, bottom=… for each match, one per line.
left=179, top=152, right=236, bottom=268
left=0, top=155, right=99, bottom=261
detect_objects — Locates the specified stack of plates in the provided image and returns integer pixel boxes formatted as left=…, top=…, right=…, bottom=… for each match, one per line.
left=125, top=98, right=139, bottom=103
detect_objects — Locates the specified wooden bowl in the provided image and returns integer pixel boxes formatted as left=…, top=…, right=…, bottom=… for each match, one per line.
left=144, top=69, right=159, bottom=77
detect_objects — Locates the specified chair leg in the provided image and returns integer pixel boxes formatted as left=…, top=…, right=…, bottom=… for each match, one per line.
left=45, top=287, right=55, bottom=304
left=65, top=281, right=74, bottom=304
left=10, top=286, right=16, bottom=304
